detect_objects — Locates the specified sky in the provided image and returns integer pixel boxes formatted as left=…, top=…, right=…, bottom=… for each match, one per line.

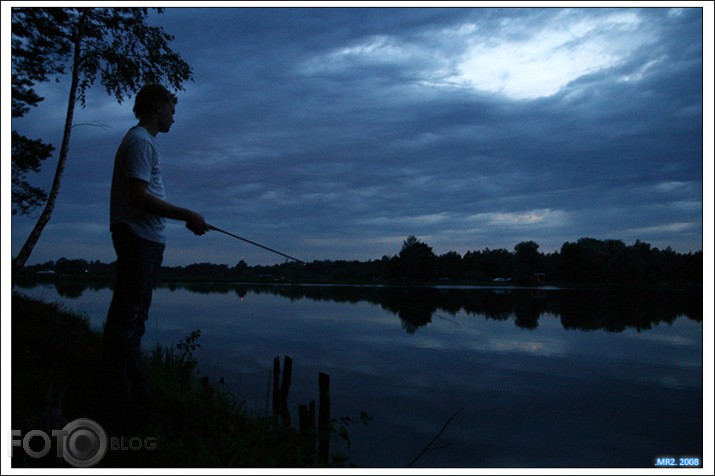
left=4, top=3, right=713, bottom=268
left=2, top=4, right=714, bottom=474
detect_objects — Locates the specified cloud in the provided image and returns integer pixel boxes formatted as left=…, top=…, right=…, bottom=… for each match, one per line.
left=8, top=6, right=705, bottom=266
left=450, top=9, right=652, bottom=99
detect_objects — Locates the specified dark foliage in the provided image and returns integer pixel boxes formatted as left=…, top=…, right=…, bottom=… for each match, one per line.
left=17, top=237, right=702, bottom=286
left=12, top=7, right=193, bottom=270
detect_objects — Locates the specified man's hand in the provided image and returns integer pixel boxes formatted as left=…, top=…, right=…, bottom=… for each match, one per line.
left=185, top=211, right=210, bottom=236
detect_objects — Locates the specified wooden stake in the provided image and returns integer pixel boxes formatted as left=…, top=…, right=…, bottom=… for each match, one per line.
left=272, top=355, right=293, bottom=427
left=318, top=372, right=331, bottom=465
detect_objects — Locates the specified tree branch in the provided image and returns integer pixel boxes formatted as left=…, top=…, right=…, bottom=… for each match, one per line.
left=72, top=120, right=109, bottom=130
left=406, top=407, right=464, bottom=467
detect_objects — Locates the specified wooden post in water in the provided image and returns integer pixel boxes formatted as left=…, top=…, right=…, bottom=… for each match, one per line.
left=272, top=358, right=331, bottom=465
left=272, top=357, right=280, bottom=414
left=272, top=355, right=293, bottom=427
left=299, top=400, right=316, bottom=434
left=318, top=372, right=331, bottom=465
left=298, top=400, right=317, bottom=462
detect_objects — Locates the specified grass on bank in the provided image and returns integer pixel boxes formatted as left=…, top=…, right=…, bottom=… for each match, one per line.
left=10, top=292, right=350, bottom=468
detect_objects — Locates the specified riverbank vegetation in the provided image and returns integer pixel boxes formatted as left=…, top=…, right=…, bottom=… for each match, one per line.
left=10, top=293, right=358, bottom=468
left=16, top=236, right=702, bottom=287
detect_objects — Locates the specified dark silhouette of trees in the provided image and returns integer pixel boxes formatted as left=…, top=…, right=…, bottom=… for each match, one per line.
left=560, top=238, right=610, bottom=282
left=11, top=9, right=63, bottom=216
left=513, top=241, right=545, bottom=284
left=435, top=251, right=463, bottom=280
left=461, top=248, right=514, bottom=281
left=17, top=236, right=702, bottom=287
left=11, top=131, right=53, bottom=216
left=55, top=257, right=89, bottom=275
left=390, top=236, right=437, bottom=282
left=557, top=238, right=701, bottom=285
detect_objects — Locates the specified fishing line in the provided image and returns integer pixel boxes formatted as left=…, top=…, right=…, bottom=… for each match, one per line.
left=209, top=225, right=305, bottom=264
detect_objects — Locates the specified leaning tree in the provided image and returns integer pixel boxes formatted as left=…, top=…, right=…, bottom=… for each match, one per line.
left=11, top=7, right=193, bottom=272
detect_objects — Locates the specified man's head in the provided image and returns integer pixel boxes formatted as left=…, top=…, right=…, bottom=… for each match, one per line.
left=133, top=84, right=177, bottom=133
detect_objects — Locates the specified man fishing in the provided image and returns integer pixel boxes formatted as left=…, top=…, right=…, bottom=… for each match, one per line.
left=102, top=83, right=210, bottom=421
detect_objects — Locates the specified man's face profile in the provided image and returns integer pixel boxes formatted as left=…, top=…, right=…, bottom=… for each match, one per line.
left=157, top=102, right=176, bottom=133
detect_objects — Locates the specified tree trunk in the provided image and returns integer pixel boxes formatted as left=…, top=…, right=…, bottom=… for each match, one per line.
left=12, top=11, right=88, bottom=273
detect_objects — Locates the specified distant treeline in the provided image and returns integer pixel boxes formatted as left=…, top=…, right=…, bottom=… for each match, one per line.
left=18, top=236, right=702, bottom=285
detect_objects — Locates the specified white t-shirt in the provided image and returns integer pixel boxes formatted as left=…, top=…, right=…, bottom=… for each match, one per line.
left=110, top=126, right=167, bottom=244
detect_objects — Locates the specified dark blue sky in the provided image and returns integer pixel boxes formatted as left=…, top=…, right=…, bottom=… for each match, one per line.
left=6, top=5, right=710, bottom=266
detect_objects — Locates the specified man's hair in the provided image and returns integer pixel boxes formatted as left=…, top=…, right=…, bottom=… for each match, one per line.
left=133, top=84, right=177, bottom=119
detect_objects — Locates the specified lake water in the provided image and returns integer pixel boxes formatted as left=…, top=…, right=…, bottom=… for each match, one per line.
left=13, top=281, right=703, bottom=469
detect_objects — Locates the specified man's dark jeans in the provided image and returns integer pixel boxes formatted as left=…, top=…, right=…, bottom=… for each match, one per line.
left=102, top=223, right=164, bottom=402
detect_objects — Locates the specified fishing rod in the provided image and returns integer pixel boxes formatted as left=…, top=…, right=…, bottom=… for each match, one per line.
left=209, top=225, right=305, bottom=264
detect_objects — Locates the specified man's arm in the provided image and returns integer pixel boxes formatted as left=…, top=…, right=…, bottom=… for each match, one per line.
left=127, top=177, right=209, bottom=235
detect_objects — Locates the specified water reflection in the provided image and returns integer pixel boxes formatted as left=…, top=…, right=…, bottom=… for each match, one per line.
left=12, top=279, right=703, bottom=467
left=15, top=279, right=702, bottom=334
